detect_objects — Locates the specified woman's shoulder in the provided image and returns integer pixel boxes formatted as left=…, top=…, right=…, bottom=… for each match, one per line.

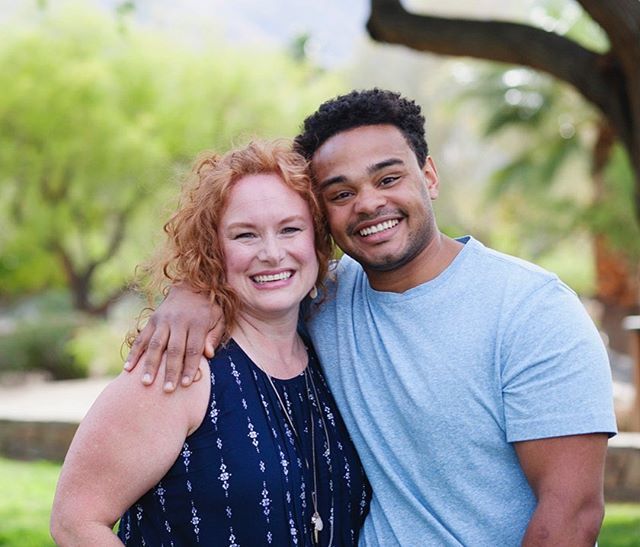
left=207, top=338, right=258, bottom=387
left=209, top=338, right=249, bottom=368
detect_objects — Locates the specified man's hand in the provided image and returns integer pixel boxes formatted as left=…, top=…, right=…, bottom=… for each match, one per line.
left=515, top=433, right=608, bottom=546
left=124, top=284, right=224, bottom=392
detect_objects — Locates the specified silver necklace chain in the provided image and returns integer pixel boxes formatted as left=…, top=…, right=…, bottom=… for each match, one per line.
left=262, top=360, right=334, bottom=546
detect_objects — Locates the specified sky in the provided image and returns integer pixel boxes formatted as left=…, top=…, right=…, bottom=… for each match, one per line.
left=0, top=0, right=370, bottom=67
left=102, top=0, right=536, bottom=68
left=0, top=0, right=547, bottom=69
left=106, top=0, right=371, bottom=68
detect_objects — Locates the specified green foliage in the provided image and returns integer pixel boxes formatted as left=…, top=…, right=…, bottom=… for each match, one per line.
left=0, top=316, right=88, bottom=380
left=453, top=62, right=638, bottom=287
left=0, top=456, right=637, bottom=546
left=584, top=145, right=640, bottom=259
left=446, top=1, right=640, bottom=289
left=65, top=295, right=146, bottom=377
left=0, top=458, right=59, bottom=546
left=0, top=1, right=342, bottom=312
left=65, top=320, right=128, bottom=377
left=599, top=504, right=640, bottom=547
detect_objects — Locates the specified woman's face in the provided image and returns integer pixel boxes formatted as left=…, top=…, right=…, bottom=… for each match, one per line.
left=220, top=173, right=319, bottom=322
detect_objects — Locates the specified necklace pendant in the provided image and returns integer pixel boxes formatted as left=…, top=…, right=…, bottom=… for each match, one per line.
left=312, top=511, right=323, bottom=544
left=312, top=511, right=323, bottom=532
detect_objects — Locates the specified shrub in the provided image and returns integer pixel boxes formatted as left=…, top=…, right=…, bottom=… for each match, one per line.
left=0, top=317, right=88, bottom=380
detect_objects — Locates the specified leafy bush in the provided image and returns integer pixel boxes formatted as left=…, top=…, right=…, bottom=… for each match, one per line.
left=0, top=317, right=88, bottom=380
left=66, top=319, right=131, bottom=377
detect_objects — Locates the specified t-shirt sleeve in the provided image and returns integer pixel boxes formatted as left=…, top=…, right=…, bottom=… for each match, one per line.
left=500, top=279, right=618, bottom=443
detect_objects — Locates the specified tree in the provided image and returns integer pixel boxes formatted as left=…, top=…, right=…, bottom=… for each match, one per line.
left=0, top=3, right=340, bottom=314
left=367, top=0, right=640, bottom=227
left=455, top=61, right=639, bottom=350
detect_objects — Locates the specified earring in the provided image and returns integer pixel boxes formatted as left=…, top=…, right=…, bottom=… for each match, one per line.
left=309, top=285, right=318, bottom=299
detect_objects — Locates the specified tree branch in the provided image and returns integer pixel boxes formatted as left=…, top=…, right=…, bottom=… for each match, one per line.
left=84, top=207, right=131, bottom=281
left=368, top=1, right=594, bottom=80
left=91, top=284, right=132, bottom=316
left=366, top=0, right=632, bottom=163
left=575, top=0, right=640, bottom=58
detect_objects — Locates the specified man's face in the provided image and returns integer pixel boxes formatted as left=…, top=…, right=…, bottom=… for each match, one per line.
left=311, top=124, right=439, bottom=278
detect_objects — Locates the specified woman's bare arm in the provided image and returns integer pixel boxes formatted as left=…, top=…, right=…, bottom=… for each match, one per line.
left=50, top=358, right=210, bottom=545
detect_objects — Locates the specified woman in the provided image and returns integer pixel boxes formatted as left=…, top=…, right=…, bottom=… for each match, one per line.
left=50, top=140, right=370, bottom=546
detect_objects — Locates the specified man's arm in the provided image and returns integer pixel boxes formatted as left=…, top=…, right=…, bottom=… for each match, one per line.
left=125, top=284, right=224, bottom=391
left=515, top=433, right=608, bottom=546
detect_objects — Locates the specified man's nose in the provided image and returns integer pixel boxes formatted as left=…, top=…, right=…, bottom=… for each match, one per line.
left=354, top=186, right=387, bottom=216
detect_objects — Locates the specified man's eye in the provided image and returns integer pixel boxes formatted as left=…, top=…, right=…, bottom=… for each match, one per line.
left=380, top=176, right=399, bottom=186
left=330, top=191, right=353, bottom=202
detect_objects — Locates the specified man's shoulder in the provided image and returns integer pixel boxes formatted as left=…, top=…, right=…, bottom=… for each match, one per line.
left=465, top=237, right=564, bottom=293
left=323, top=254, right=365, bottom=291
left=334, top=253, right=363, bottom=273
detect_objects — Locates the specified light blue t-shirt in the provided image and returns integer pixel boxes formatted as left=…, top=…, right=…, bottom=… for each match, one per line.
left=306, top=236, right=617, bottom=546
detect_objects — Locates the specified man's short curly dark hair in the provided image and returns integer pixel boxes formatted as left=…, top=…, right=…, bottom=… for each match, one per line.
left=294, top=88, right=428, bottom=167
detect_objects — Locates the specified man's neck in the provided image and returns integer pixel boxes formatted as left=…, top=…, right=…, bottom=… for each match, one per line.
left=365, top=233, right=464, bottom=293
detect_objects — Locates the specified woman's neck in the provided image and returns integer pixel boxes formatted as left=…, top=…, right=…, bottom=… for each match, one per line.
left=232, top=312, right=306, bottom=380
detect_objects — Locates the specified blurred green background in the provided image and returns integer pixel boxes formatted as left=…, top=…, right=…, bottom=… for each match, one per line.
left=0, top=457, right=638, bottom=546
left=0, top=0, right=639, bottom=544
left=1, top=0, right=638, bottom=380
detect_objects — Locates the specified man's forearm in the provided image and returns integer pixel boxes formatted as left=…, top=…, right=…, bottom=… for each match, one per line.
left=522, top=498, right=604, bottom=546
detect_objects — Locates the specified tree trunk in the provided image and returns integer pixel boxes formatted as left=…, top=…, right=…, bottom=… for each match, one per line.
left=592, top=122, right=639, bottom=352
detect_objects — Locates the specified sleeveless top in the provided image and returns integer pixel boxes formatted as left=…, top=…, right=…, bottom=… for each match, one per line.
left=117, top=338, right=371, bottom=546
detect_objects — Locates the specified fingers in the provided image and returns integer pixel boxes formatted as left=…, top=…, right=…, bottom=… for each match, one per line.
left=163, top=326, right=189, bottom=392
left=193, top=358, right=206, bottom=383
left=124, top=320, right=155, bottom=372
left=180, top=324, right=208, bottom=387
left=140, top=323, right=170, bottom=386
left=204, top=321, right=224, bottom=358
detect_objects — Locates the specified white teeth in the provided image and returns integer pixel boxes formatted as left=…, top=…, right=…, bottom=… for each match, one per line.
left=252, top=271, right=292, bottom=283
left=359, top=219, right=399, bottom=237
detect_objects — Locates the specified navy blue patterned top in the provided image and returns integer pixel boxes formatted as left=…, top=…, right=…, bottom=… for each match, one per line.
left=118, top=338, right=370, bottom=546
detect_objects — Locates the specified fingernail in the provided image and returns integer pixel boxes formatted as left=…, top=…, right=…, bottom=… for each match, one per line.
left=181, top=375, right=191, bottom=386
left=142, top=373, right=152, bottom=385
left=164, top=381, right=174, bottom=392
left=123, top=361, right=131, bottom=371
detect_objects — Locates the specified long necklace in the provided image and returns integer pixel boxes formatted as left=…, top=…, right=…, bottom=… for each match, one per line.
left=262, top=361, right=333, bottom=545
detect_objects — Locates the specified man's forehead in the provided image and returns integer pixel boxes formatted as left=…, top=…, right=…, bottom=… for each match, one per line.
left=310, top=125, right=414, bottom=181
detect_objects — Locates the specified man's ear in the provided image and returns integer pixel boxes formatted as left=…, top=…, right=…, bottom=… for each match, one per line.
left=423, top=156, right=439, bottom=199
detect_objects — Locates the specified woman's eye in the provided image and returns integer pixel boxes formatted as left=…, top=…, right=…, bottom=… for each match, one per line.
left=282, top=226, right=301, bottom=235
left=234, top=232, right=255, bottom=240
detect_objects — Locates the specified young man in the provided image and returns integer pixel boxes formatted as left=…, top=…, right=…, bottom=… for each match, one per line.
left=127, top=89, right=617, bottom=545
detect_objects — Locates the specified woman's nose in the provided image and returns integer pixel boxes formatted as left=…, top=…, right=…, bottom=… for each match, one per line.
left=257, top=235, right=285, bottom=263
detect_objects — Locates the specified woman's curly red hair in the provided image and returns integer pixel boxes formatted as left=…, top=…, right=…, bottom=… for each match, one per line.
left=144, top=139, right=333, bottom=341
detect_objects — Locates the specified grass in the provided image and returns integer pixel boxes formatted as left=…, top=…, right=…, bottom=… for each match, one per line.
left=0, top=457, right=639, bottom=546
left=0, top=458, right=59, bottom=546
left=600, top=503, right=640, bottom=547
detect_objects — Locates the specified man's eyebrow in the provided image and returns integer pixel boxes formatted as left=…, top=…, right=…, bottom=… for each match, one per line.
left=367, top=158, right=404, bottom=174
left=317, top=175, right=346, bottom=192
left=317, top=158, right=405, bottom=192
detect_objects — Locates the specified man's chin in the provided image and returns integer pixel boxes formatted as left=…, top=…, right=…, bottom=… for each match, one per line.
left=349, top=251, right=408, bottom=273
